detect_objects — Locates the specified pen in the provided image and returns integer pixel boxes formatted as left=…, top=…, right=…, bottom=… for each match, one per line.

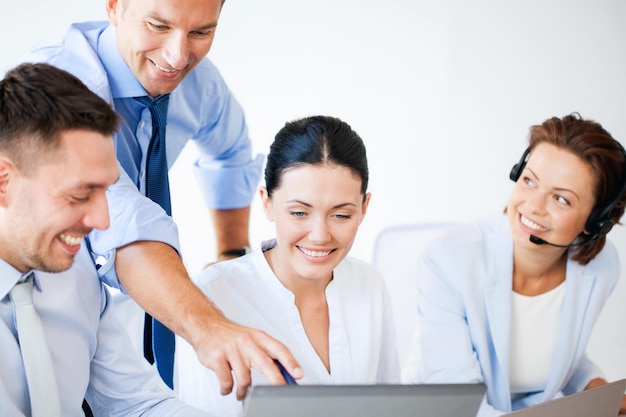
left=274, top=359, right=298, bottom=385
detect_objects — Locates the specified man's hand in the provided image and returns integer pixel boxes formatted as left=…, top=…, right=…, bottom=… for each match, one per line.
left=202, top=207, right=305, bottom=397
left=188, top=315, right=303, bottom=400
left=116, top=240, right=303, bottom=400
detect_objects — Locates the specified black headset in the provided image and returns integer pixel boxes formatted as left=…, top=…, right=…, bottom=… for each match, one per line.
left=509, top=143, right=626, bottom=238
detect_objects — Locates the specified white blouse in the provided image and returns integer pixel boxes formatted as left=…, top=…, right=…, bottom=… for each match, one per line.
left=510, top=282, right=566, bottom=394
left=175, top=240, right=400, bottom=416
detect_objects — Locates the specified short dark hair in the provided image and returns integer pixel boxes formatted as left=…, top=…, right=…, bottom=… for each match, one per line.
left=527, top=113, right=626, bottom=264
left=264, top=115, right=369, bottom=201
left=0, top=63, right=120, bottom=172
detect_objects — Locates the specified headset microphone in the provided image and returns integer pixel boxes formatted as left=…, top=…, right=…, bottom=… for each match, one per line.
left=529, top=234, right=599, bottom=248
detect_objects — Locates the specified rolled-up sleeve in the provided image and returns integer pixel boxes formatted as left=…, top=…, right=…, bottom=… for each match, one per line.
left=193, top=153, right=265, bottom=209
left=180, top=60, right=265, bottom=210
left=87, top=166, right=181, bottom=290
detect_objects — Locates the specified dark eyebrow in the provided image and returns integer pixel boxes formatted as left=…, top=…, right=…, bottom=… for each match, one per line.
left=75, top=183, right=108, bottom=192
left=332, top=202, right=358, bottom=209
left=554, top=186, right=580, bottom=201
left=286, top=199, right=357, bottom=209
left=285, top=199, right=306, bottom=206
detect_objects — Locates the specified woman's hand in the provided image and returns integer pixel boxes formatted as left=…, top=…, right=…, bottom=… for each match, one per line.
left=584, top=378, right=626, bottom=415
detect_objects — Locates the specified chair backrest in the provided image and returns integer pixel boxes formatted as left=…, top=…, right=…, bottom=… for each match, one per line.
left=372, top=223, right=456, bottom=373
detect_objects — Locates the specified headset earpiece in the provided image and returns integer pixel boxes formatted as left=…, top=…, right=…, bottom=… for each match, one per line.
left=509, top=147, right=530, bottom=182
left=584, top=150, right=626, bottom=237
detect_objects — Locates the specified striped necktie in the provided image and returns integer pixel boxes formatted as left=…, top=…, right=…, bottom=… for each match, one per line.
left=135, top=94, right=172, bottom=215
left=134, top=94, right=176, bottom=388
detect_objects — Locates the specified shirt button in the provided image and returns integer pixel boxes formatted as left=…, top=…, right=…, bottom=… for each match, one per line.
left=139, top=121, right=145, bottom=129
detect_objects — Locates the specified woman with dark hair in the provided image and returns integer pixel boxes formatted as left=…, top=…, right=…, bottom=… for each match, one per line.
left=406, top=113, right=626, bottom=416
left=175, top=115, right=400, bottom=415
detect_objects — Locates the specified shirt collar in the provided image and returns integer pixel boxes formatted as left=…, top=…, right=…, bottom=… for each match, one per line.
left=0, top=259, right=39, bottom=300
left=98, top=25, right=147, bottom=99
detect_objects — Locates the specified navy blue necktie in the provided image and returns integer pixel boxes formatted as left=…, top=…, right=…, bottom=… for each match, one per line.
left=134, top=94, right=175, bottom=388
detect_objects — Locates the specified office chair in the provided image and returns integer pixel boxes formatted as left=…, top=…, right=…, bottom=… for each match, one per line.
left=372, top=223, right=456, bottom=375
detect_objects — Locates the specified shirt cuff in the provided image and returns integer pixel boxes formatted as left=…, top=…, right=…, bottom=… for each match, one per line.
left=193, top=153, right=265, bottom=209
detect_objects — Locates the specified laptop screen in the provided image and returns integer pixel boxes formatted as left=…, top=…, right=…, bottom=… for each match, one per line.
left=242, top=383, right=485, bottom=417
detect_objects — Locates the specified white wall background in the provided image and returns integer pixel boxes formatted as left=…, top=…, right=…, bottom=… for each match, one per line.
left=3, top=0, right=625, bottom=381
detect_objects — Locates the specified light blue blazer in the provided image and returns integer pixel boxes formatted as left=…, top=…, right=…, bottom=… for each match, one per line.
left=411, top=214, right=620, bottom=417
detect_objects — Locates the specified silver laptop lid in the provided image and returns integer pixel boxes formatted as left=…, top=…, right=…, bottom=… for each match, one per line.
left=504, top=379, right=626, bottom=417
left=242, top=383, right=485, bottom=417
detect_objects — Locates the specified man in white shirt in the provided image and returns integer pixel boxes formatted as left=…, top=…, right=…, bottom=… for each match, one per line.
left=0, top=62, right=210, bottom=416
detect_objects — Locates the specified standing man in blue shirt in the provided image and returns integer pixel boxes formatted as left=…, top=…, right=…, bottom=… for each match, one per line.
left=14, top=0, right=302, bottom=399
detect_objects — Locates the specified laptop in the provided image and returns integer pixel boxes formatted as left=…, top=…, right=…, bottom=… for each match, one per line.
left=242, top=383, right=485, bottom=417
left=504, top=379, right=626, bottom=417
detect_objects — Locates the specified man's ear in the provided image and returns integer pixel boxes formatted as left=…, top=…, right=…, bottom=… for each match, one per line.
left=106, top=0, right=120, bottom=26
left=0, top=157, right=15, bottom=208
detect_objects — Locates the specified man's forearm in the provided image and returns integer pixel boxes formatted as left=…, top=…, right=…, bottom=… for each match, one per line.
left=115, top=240, right=226, bottom=343
left=210, top=206, right=251, bottom=258
left=115, top=238, right=304, bottom=399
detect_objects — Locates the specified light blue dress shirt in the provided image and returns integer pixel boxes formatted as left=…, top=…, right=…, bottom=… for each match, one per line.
left=14, top=22, right=264, bottom=288
left=0, top=246, right=211, bottom=417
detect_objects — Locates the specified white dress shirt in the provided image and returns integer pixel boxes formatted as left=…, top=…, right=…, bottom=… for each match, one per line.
left=0, top=245, right=210, bottom=417
left=175, top=240, right=400, bottom=416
